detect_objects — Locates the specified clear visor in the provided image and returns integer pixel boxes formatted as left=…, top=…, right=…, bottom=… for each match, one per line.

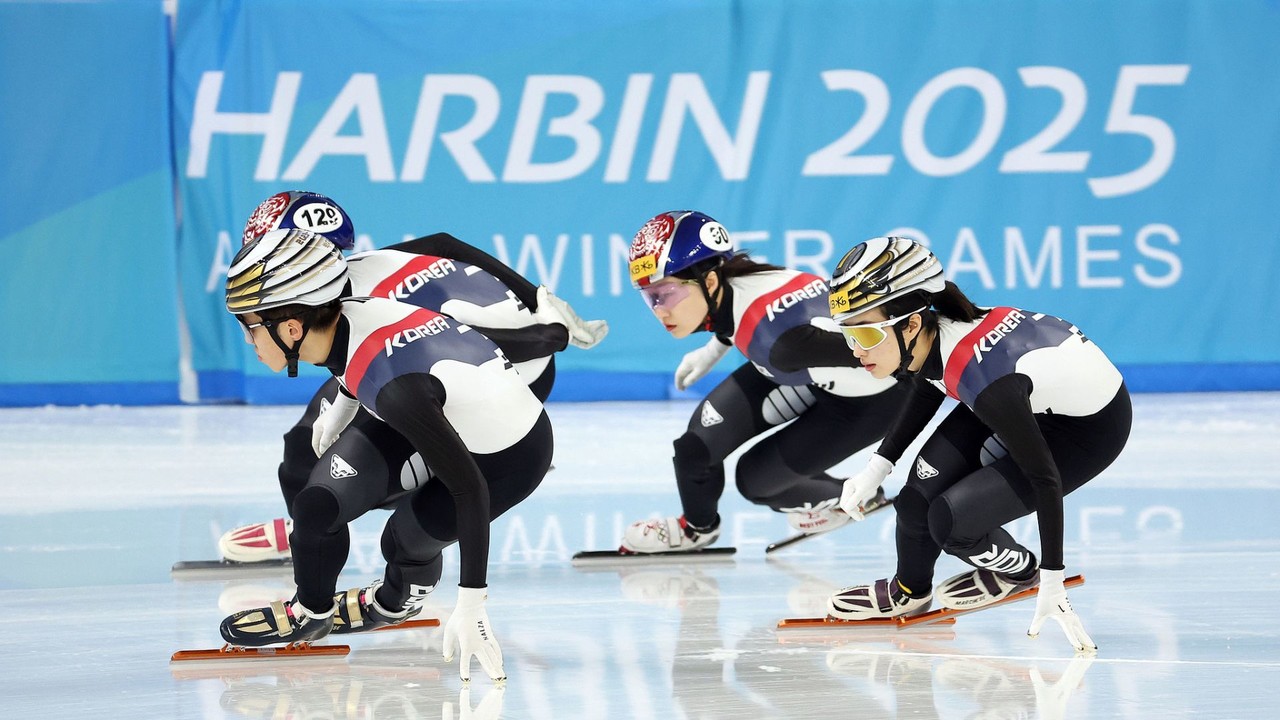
left=638, top=280, right=697, bottom=310
left=236, top=315, right=273, bottom=343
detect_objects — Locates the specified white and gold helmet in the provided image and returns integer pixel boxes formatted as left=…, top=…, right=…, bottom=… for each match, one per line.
left=828, top=237, right=945, bottom=322
left=226, top=228, right=347, bottom=315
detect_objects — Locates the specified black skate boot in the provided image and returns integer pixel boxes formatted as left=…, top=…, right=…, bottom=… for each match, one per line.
left=331, top=581, right=422, bottom=634
left=219, top=596, right=336, bottom=647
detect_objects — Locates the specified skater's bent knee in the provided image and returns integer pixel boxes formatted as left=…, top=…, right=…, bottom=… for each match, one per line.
left=673, top=432, right=713, bottom=480
left=733, top=443, right=789, bottom=503
left=292, top=486, right=342, bottom=533
left=927, top=496, right=956, bottom=548
left=894, top=484, right=932, bottom=530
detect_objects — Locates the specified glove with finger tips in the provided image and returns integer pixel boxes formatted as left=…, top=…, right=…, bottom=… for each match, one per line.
left=533, top=286, right=609, bottom=350
left=443, top=586, right=506, bottom=683
left=1028, top=569, right=1098, bottom=654
left=675, top=337, right=730, bottom=391
left=311, top=392, right=361, bottom=457
left=839, top=454, right=893, bottom=521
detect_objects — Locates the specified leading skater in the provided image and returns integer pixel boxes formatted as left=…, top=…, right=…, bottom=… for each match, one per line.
left=617, top=211, right=906, bottom=554
left=220, top=228, right=553, bottom=681
left=824, top=237, right=1131, bottom=653
left=218, top=191, right=606, bottom=564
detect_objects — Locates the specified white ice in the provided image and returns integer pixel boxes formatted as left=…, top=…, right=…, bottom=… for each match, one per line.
left=1, top=392, right=1278, bottom=719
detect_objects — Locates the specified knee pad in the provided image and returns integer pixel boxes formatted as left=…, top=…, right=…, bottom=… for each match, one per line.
left=894, top=483, right=933, bottom=538
left=733, top=443, right=792, bottom=503
left=927, top=496, right=957, bottom=550
left=292, top=485, right=342, bottom=534
left=673, top=432, right=713, bottom=482
left=384, top=505, right=452, bottom=564
left=278, top=426, right=317, bottom=508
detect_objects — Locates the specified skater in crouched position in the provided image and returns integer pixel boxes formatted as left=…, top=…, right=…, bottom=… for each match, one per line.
left=825, top=237, right=1131, bottom=653
left=221, top=228, right=554, bottom=681
left=219, top=192, right=605, bottom=565
left=618, top=211, right=906, bottom=554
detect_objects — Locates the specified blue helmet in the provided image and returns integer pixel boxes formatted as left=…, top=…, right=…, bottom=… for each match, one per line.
left=242, top=191, right=355, bottom=251
left=627, top=211, right=733, bottom=288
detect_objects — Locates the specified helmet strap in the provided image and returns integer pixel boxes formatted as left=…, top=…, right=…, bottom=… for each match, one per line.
left=892, top=315, right=921, bottom=377
left=267, top=320, right=311, bottom=378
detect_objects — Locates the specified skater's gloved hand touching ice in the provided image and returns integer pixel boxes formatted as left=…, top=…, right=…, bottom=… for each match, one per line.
left=839, top=454, right=892, bottom=521
left=443, top=586, right=506, bottom=683
left=311, top=392, right=360, bottom=457
left=675, top=337, right=730, bottom=391
left=1028, top=569, right=1097, bottom=654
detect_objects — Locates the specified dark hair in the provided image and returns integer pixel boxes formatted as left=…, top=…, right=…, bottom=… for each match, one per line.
left=675, top=252, right=783, bottom=282
left=880, top=281, right=984, bottom=334
left=259, top=299, right=343, bottom=329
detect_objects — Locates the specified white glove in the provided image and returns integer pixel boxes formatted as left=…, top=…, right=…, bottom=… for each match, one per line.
left=443, top=586, right=505, bottom=683
left=533, top=286, right=609, bottom=349
left=311, top=392, right=360, bottom=457
left=675, top=337, right=730, bottom=391
left=839, top=454, right=893, bottom=520
left=1028, top=568, right=1098, bottom=654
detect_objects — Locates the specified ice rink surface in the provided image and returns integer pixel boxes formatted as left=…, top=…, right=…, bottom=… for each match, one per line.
left=1, top=391, right=1278, bottom=719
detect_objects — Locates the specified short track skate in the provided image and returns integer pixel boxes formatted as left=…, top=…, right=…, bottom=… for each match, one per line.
left=776, top=574, right=1084, bottom=629
left=170, top=618, right=440, bottom=663
left=765, top=495, right=896, bottom=554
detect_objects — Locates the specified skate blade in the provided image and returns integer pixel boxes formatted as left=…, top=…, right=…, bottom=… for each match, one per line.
left=372, top=618, right=440, bottom=632
left=766, top=496, right=897, bottom=554
left=778, top=616, right=957, bottom=629
left=171, top=558, right=293, bottom=577
left=170, top=642, right=350, bottom=663
left=571, top=547, right=736, bottom=565
left=777, top=574, right=1084, bottom=629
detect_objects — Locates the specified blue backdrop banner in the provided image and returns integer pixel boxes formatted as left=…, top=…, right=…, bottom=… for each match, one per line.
left=171, top=0, right=1280, bottom=402
left=7, top=0, right=1271, bottom=405
left=0, top=0, right=179, bottom=406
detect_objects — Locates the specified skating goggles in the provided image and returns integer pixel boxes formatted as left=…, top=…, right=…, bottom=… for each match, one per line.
left=838, top=307, right=926, bottom=351
left=638, top=280, right=698, bottom=310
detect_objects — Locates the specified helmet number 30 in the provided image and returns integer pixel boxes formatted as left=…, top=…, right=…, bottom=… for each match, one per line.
left=700, top=222, right=732, bottom=251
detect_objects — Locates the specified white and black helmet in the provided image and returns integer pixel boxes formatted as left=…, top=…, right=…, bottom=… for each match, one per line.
left=226, top=228, right=347, bottom=315
left=828, top=237, right=945, bottom=322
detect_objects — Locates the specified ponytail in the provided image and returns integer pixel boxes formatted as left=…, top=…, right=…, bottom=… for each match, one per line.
left=931, top=281, right=983, bottom=322
left=879, top=281, right=984, bottom=337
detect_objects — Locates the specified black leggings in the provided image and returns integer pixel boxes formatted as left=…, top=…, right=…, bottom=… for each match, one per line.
left=286, top=386, right=553, bottom=611
left=894, top=385, right=1132, bottom=593
left=675, top=363, right=908, bottom=528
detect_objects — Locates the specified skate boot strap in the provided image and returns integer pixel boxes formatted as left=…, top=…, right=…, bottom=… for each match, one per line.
left=288, top=598, right=337, bottom=623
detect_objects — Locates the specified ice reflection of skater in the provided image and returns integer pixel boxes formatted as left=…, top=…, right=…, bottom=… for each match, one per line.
left=824, top=238, right=1131, bottom=653
left=618, top=211, right=905, bottom=555
left=933, top=653, right=1095, bottom=720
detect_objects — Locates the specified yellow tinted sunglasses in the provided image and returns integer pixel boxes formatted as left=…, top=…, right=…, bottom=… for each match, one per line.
left=838, top=307, right=926, bottom=351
